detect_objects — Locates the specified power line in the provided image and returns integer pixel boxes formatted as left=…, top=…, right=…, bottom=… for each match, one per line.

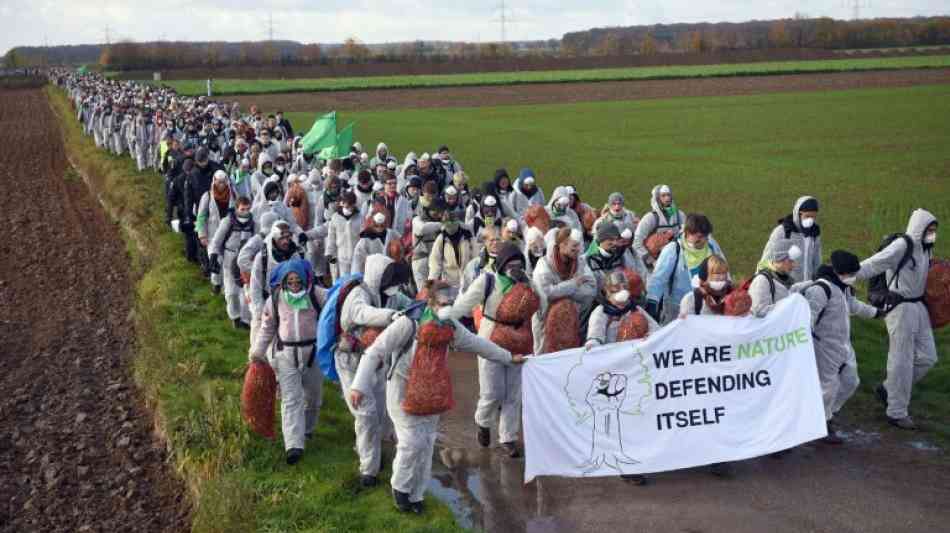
left=268, top=12, right=275, bottom=42
left=491, top=0, right=519, bottom=42
left=843, top=0, right=871, bottom=20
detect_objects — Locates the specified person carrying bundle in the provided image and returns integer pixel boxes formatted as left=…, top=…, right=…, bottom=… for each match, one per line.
left=349, top=281, right=526, bottom=513
left=447, top=242, right=546, bottom=458
left=248, top=258, right=328, bottom=465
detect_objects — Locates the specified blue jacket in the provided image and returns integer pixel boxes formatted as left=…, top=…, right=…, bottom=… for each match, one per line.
left=646, top=237, right=724, bottom=306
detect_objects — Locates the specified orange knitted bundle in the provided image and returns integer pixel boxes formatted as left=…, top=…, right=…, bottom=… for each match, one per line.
left=617, top=310, right=650, bottom=341
left=241, top=360, right=277, bottom=439
left=926, top=259, right=950, bottom=329
left=402, top=322, right=456, bottom=416
left=524, top=205, right=551, bottom=233
left=541, top=298, right=581, bottom=354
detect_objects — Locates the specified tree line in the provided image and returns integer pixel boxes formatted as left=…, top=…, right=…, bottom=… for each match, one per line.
left=4, top=16, right=950, bottom=70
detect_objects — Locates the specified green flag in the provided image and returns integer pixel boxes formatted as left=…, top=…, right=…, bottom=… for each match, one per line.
left=301, top=111, right=337, bottom=156
left=319, top=122, right=355, bottom=160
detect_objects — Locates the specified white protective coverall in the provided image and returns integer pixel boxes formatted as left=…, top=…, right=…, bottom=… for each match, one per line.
left=250, top=284, right=328, bottom=450
left=447, top=249, right=547, bottom=445
left=336, top=254, right=398, bottom=476
left=531, top=237, right=598, bottom=353
left=632, top=185, right=687, bottom=272
left=210, top=211, right=256, bottom=322
left=352, top=314, right=513, bottom=504
left=757, top=196, right=823, bottom=283
left=856, top=209, right=939, bottom=419
left=585, top=303, right=660, bottom=348
left=792, top=274, right=878, bottom=420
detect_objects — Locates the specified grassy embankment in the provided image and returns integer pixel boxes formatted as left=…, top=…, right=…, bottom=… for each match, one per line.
left=47, top=87, right=463, bottom=533
left=159, top=55, right=950, bottom=96
left=287, top=83, right=950, bottom=443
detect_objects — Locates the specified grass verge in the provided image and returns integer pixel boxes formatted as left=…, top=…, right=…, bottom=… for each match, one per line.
left=157, top=55, right=950, bottom=96
left=46, top=86, right=464, bottom=532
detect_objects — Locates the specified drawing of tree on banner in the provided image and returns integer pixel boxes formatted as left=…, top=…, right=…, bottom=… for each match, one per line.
left=563, top=346, right=652, bottom=474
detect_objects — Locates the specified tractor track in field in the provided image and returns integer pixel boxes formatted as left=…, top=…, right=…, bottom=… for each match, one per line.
left=0, top=87, right=190, bottom=533
left=232, top=67, right=950, bottom=112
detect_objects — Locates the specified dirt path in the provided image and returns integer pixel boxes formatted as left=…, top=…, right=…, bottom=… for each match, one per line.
left=234, top=68, right=950, bottom=113
left=0, top=88, right=190, bottom=533
left=434, top=354, right=950, bottom=532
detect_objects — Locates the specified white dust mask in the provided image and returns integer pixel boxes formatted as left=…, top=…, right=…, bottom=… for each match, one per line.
left=610, top=289, right=630, bottom=305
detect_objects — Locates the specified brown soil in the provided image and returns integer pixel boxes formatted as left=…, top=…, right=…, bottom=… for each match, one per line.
left=235, top=68, right=950, bottom=113
left=0, top=88, right=190, bottom=532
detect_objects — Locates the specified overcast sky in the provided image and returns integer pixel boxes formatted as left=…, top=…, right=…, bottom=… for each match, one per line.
left=3, top=0, right=948, bottom=55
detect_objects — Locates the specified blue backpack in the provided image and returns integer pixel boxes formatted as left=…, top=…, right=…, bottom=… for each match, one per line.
left=316, top=273, right=364, bottom=382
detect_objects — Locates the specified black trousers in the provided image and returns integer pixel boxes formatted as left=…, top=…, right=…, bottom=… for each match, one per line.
left=181, top=223, right=199, bottom=263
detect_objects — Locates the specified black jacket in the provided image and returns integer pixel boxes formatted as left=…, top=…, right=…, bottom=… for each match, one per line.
left=184, top=160, right=224, bottom=222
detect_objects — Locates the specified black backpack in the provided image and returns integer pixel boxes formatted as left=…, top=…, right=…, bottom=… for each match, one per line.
left=803, top=281, right=833, bottom=340
left=867, top=233, right=915, bottom=309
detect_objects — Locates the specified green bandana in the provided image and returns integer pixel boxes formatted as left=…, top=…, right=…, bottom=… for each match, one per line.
left=282, top=289, right=311, bottom=311
left=233, top=170, right=247, bottom=185
left=585, top=239, right=599, bottom=256
left=663, top=201, right=678, bottom=220
left=497, top=273, right=515, bottom=294
left=680, top=236, right=711, bottom=278
left=420, top=306, right=454, bottom=327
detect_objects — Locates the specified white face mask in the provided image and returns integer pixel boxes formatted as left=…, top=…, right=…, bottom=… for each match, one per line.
left=924, top=233, right=937, bottom=244
left=383, top=286, right=399, bottom=297
left=610, top=289, right=630, bottom=306
left=708, top=280, right=727, bottom=291
left=342, top=207, right=354, bottom=217
left=839, top=276, right=856, bottom=286
left=437, top=306, right=453, bottom=321
left=801, top=217, right=815, bottom=229
left=237, top=213, right=251, bottom=221
left=289, top=289, right=306, bottom=299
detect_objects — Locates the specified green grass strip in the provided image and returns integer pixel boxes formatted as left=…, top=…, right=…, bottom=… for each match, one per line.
left=155, top=55, right=950, bottom=96
left=46, top=87, right=464, bottom=533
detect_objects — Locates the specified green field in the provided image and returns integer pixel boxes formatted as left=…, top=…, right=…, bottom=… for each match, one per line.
left=288, top=83, right=950, bottom=440
left=158, top=55, right=950, bottom=96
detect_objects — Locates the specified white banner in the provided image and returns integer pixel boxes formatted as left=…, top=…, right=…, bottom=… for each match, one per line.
left=522, top=295, right=826, bottom=482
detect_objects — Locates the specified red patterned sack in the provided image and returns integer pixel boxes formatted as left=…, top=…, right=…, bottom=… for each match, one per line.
left=617, top=310, right=650, bottom=341
left=490, top=283, right=541, bottom=354
left=285, top=183, right=311, bottom=230
left=524, top=205, right=551, bottom=233
left=621, top=268, right=644, bottom=299
left=645, top=230, right=675, bottom=259
left=926, top=259, right=950, bottom=329
left=402, top=322, right=456, bottom=416
left=576, top=203, right=597, bottom=234
left=241, top=360, right=277, bottom=439
left=494, top=283, right=541, bottom=323
left=541, top=298, right=581, bottom=354
left=724, top=288, right=752, bottom=317
left=386, top=239, right=405, bottom=264
left=359, top=326, right=384, bottom=351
